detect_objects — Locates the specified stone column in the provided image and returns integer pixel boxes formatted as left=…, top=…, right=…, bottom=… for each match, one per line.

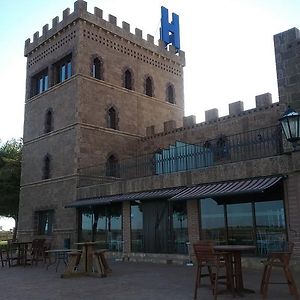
left=285, top=151, right=300, bottom=259
left=187, top=199, right=200, bottom=256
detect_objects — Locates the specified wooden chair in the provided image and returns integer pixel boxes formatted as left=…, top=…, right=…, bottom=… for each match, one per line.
left=30, top=239, right=46, bottom=266
left=0, top=243, right=10, bottom=267
left=260, top=241, right=299, bottom=299
left=193, top=240, right=235, bottom=300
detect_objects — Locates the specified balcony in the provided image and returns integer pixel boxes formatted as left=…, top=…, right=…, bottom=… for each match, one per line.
left=78, top=126, right=283, bottom=187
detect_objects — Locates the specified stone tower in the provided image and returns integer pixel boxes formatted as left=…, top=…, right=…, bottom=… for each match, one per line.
left=18, top=0, right=185, bottom=245
left=274, top=27, right=300, bottom=112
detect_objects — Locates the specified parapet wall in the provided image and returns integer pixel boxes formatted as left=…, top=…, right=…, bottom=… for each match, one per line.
left=141, top=93, right=282, bottom=151
left=24, top=0, right=185, bottom=66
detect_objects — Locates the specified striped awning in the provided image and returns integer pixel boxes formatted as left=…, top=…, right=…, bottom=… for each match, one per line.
left=65, top=187, right=185, bottom=208
left=169, top=176, right=283, bottom=201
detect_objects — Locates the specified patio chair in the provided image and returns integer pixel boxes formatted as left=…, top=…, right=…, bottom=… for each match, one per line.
left=30, top=239, right=46, bottom=266
left=0, top=243, right=10, bottom=267
left=260, top=241, right=299, bottom=299
left=193, top=240, right=235, bottom=300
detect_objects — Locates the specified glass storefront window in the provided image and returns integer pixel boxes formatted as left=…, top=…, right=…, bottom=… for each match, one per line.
left=79, top=208, right=93, bottom=242
left=131, top=202, right=143, bottom=252
left=79, top=204, right=122, bottom=251
left=199, top=196, right=286, bottom=256
left=171, top=202, right=188, bottom=254
left=255, top=200, right=286, bottom=255
left=200, top=198, right=226, bottom=244
left=227, top=203, right=254, bottom=245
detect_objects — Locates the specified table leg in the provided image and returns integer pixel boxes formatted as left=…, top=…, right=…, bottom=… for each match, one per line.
left=233, top=251, right=255, bottom=295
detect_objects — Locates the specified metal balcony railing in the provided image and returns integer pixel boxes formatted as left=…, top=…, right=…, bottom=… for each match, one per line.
left=78, top=126, right=283, bottom=186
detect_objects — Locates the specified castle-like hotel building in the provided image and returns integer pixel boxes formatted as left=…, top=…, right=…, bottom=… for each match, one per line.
left=19, top=0, right=300, bottom=260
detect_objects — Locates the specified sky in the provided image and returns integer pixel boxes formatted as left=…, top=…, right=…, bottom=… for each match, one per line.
left=1, top=0, right=300, bottom=229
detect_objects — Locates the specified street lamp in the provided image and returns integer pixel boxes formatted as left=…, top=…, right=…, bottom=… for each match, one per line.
left=279, top=107, right=300, bottom=149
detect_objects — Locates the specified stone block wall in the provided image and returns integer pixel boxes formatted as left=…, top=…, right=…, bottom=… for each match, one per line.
left=274, top=27, right=300, bottom=111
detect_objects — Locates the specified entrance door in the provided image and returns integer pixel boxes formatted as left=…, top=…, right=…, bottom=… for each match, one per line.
left=142, top=201, right=169, bottom=253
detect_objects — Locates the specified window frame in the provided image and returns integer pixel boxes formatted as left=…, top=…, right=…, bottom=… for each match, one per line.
left=35, top=209, right=54, bottom=236
left=31, top=68, right=49, bottom=97
left=54, top=54, right=72, bottom=84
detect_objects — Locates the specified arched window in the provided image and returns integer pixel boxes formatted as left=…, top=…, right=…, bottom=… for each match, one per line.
left=106, top=155, right=119, bottom=177
left=44, top=109, right=53, bottom=133
left=43, top=154, right=51, bottom=180
left=108, top=107, right=117, bottom=129
left=92, top=57, right=103, bottom=80
left=145, top=76, right=153, bottom=97
left=166, top=84, right=175, bottom=104
left=124, top=69, right=133, bottom=90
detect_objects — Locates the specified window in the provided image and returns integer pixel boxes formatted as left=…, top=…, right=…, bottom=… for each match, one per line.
left=106, top=155, right=119, bottom=177
left=44, top=109, right=53, bottom=133
left=79, top=204, right=122, bottom=250
left=35, top=210, right=54, bottom=235
left=92, top=57, right=103, bottom=80
left=43, top=154, right=51, bottom=179
left=131, top=202, right=143, bottom=252
left=124, top=69, right=133, bottom=90
left=54, top=54, right=72, bottom=84
left=166, top=83, right=175, bottom=104
left=31, top=68, right=48, bottom=97
left=145, top=76, right=153, bottom=97
left=107, top=107, right=117, bottom=129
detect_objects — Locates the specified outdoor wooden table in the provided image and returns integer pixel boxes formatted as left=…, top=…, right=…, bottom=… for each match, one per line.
left=11, top=241, right=32, bottom=266
left=45, top=249, right=77, bottom=272
left=62, top=241, right=109, bottom=278
left=214, top=244, right=256, bottom=295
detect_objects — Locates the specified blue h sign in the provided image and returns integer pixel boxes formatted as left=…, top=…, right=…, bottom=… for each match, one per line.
left=160, top=6, right=180, bottom=51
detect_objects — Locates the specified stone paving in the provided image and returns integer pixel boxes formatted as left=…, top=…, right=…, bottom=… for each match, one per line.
left=0, top=260, right=299, bottom=300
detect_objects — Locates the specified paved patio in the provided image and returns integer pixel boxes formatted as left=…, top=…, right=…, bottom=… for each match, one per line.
left=0, top=259, right=299, bottom=300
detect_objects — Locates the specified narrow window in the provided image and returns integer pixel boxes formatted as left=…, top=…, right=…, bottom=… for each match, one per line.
left=43, top=154, right=51, bottom=180
left=35, top=210, right=54, bottom=235
left=54, top=54, right=72, bottom=84
left=106, top=155, right=119, bottom=177
left=92, top=58, right=102, bottom=79
left=145, top=76, right=153, bottom=97
left=166, top=84, right=175, bottom=104
left=108, top=107, right=117, bottom=129
left=31, top=68, right=48, bottom=97
left=124, top=69, right=132, bottom=90
left=44, top=109, right=53, bottom=133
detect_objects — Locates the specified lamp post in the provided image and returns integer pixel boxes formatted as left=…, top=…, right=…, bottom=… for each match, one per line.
left=279, top=107, right=300, bottom=150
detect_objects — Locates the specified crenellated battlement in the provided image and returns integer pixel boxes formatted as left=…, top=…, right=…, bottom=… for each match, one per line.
left=142, top=93, right=281, bottom=140
left=24, top=0, right=185, bottom=65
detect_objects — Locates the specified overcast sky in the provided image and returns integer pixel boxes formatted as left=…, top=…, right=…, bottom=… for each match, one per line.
left=2, top=0, right=300, bottom=145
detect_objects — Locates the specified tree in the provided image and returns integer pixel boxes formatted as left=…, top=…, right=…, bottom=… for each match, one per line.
left=0, top=138, right=22, bottom=238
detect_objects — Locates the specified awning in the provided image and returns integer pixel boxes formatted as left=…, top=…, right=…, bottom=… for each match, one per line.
left=169, top=176, right=283, bottom=201
left=65, top=187, right=185, bottom=208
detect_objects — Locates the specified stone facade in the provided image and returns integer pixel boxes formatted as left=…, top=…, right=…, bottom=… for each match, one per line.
left=18, top=0, right=300, bottom=259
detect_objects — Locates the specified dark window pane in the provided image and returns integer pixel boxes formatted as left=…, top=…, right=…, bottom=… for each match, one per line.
left=93, top=58, right=101, bottom=79
left=67, top=62, right=72, bottom=79
left=108, top=107, right=117, bottom=129
left=37, top=210, right=54, bottom=235
left=145, top=77, right=153, bottom=96
left=200, top=198, right=226, bottom=244
left=171, top=202, right=188, bottom=254
left=106, top=155, right=119, bottom=177
left=227, top=202, right=254, bottom=245
left=131, top=203, right=143, bottom=252
left=43, top=155, right=51, bottom=179
left=124, top=70, right=132, bottom=90
left=167, top=85, right=175, bottom=103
